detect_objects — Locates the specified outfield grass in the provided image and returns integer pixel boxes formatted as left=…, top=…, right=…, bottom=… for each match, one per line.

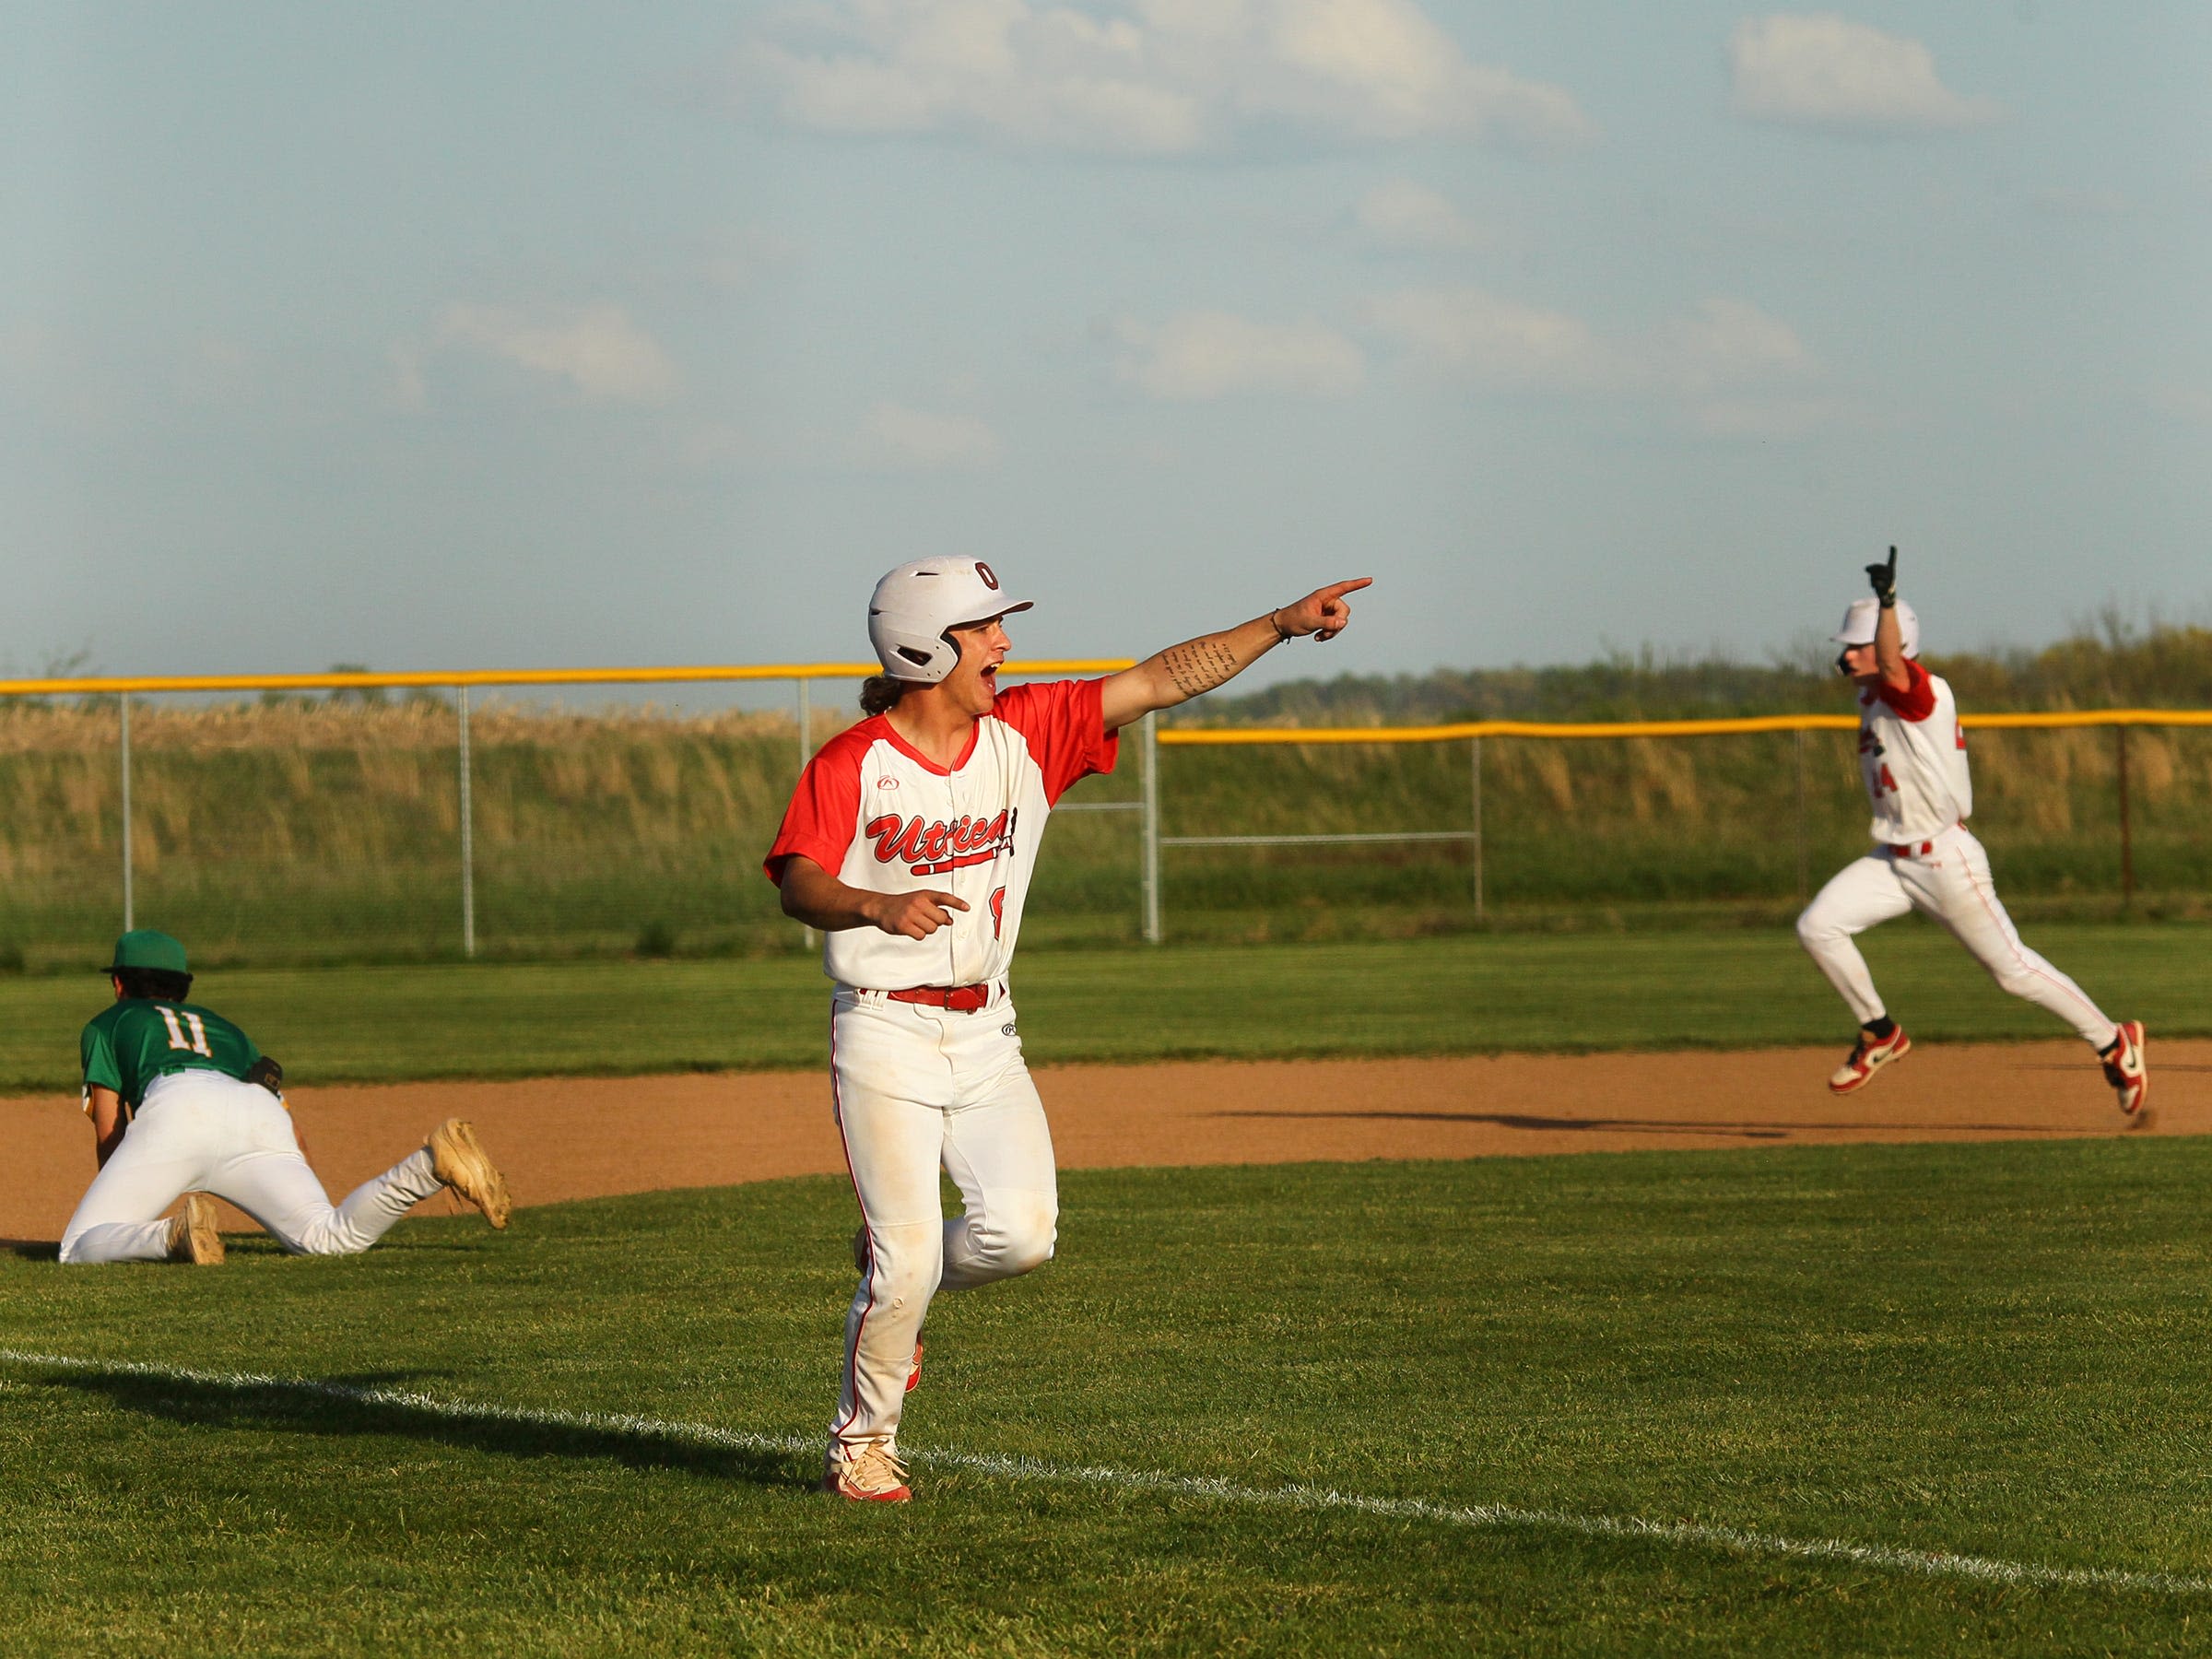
left=5, top=1144, right=2212, bottom=1654
left=2, top=924, right=2207, bottom=1093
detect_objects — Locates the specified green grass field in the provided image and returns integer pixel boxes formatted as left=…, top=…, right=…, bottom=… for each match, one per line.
left=3, top=924, right=2207, bottom=1093
left=6, top=1144, right=2212, bottom=1655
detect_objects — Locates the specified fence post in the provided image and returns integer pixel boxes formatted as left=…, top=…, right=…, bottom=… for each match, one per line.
left=119, top=691, right=135, bottom=931
left=1794, top=727, right=1808, bottom=905
left=1470, top=736, right=1484, bottom=924
left=2116, top=724, right=2135, bottom=909
left=1141, top=711, right=1161, bottom=944
left=457, top=687, right=476, bottom=959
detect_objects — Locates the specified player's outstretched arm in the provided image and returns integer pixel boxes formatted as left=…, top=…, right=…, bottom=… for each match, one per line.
left=1099, top=578, right=1371, bottom=732
left=778, top=855, right=970, bottom=940
left=1867, top=547, right=1912, bottom=691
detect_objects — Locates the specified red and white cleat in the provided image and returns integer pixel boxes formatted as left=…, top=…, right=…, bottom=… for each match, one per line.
left=1829, top=1027, right=1912, bottom=1096
left=907, top=1338, right=924, bottom=1394
left=823, top=1441, right=912, bottom=1503
left=2102, top=1020, right=2148, bottom=1119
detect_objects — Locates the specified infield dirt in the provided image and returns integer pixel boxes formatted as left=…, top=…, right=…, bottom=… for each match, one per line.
left=6, top=1041, right=2206, bottom=1244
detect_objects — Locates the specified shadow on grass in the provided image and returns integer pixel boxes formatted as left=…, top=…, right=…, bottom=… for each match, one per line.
left=40, top=1366, right=808, bottom=1492
left=2, top=1240, right=59, bottom=1261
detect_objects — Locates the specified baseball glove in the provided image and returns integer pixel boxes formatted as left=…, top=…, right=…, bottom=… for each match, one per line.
left=1866, top=546, right=1899, bottom=608
left=244, top=1056, right=285, bottom=1098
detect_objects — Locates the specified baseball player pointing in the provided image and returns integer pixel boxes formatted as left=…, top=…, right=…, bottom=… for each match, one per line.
left=1796, top=550, right=2147, bottom=1113
left=766, top=560, right=1369, bottom=1501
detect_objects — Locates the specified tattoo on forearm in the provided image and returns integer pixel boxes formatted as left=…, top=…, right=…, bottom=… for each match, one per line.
left=1160, top=637, right=1241, bottom=698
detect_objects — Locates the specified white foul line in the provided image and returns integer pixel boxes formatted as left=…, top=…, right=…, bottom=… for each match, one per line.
left=3, top=1347, right=2206, bottom=1600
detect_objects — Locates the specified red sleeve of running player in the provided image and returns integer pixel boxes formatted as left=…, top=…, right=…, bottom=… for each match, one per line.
left=764, top=724, right=873, bottom=884
left=991, top=678, right=1121, bottom=805
left=1872, top=658, right=1937, bottom=722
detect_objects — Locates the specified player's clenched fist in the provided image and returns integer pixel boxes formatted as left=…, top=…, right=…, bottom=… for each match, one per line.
left=864, top=888, right=969, bottom=940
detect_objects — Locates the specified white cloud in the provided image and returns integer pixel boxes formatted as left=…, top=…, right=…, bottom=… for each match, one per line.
left=1354, top=179, right=1480, bottom=250
left=1366, top=286, right=1838, bottom=437
left=858, top=401, right=1003, bottom=468
left=732, top=0, right=1596, bottom=157
left=434, top=302, right=677, bottom=403
left=1729, top=15, right=2002, bottom=134
left=1363, top=287, right=1609, bottom=391
left=1112, top=311, right=1365, bottom=401
left=1656, top=297, right=1814, bottom=395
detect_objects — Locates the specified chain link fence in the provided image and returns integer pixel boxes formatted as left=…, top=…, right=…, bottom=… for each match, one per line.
left=3, top=666, right=2207, bottom=971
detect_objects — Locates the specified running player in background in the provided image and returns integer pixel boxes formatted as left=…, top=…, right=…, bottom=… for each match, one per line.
left=1795, top=550, right=2147, bottom=1115
left=766, top=559, right=1370, bottom=1501
left=63, top=929, right=512, bottom=1265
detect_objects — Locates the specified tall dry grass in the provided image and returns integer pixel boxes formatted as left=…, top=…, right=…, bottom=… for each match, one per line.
left=2, top=683, right=2204, bottom=965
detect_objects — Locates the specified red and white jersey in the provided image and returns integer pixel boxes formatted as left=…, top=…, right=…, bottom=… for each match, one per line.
left=1857, top=659, right=1972, bottom=844
left=764, top=678, right=1120, bottom=990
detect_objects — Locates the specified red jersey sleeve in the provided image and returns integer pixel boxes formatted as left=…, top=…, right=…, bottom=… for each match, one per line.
left=764, top=724, right=874, bottom=885
left=991, top=677, right=1121, bottom=805
left=1872, top=658, right=1937, bottom=723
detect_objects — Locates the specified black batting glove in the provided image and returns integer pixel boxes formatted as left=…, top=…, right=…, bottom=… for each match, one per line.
left=1865, top=546, right=1899, bottom=608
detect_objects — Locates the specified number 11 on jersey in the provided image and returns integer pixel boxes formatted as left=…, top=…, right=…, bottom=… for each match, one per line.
left=157, top=1006, right=213, bottom=1056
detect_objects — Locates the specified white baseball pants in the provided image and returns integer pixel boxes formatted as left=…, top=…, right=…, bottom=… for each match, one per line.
left=59, top=1070, right=444, bottom=1265
left=1796, top=823, right=2116, bottom=1048
left=828, top=984, right=1058, bottom=1455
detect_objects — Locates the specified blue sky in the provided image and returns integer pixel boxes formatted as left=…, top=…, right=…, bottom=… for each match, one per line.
left=6, top=2, right=2208, bottom=693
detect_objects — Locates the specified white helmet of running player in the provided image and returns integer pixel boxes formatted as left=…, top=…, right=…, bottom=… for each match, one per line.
left=1832, top=596, right=1921, bottom=660
left=867, top=559, right=1032, bottom=683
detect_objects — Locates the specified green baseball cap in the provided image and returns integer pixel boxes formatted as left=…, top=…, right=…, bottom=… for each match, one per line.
left=105, top=930, right=189, bottom=974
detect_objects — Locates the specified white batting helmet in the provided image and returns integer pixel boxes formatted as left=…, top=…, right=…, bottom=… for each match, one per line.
left=867, top=559, right=1032, bottom=683
left=1832, top=596, right=1921, bottom=659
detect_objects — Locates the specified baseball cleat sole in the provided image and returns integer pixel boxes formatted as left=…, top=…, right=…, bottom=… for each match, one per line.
left=168, top=1193, right=225, bottom=1265
left=429, top=1118, right=512, bottom=1230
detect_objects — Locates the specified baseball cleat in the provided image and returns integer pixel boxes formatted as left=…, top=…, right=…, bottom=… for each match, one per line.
left=1829, top=1026, right=1912, bottom=1095
left=823, top=1441, right=912, bottom=1503
left=907, top=1337, right=924, bottom=1394
left=167, top=1193, right=225, bottom=1265
left=2101, top=1020, right=2148, bottom=1118
left=429, top=1118, right=512, bottom=1230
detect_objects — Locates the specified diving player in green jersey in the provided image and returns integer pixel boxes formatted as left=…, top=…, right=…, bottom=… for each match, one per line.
left=62, top=930, right=514, bottom=1265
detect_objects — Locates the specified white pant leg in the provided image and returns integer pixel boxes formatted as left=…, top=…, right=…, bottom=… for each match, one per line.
left=201, top=1084, right=442, bottom=1255
left=937, top=1006, right=1057, bottom=1294
left=829, top=993, right=952, bottom=1453
left=57, top=1084, right=222, bottom=1264
left=1796, top=853, right=1914, bottom=1027
left=1900, top=828, right=2117, bottom=1049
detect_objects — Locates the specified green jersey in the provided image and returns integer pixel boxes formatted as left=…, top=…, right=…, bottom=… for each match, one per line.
left=80, top=999, right=262, bottom=1113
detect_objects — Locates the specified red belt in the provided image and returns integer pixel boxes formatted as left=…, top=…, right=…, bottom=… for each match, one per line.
left=888, top=982, right=993, bottom=1014
left=1887, top=840, right=1934, bottom=857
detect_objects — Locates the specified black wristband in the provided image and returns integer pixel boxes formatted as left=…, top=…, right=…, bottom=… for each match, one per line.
left=1269, top=608, right=1296, bottom=642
